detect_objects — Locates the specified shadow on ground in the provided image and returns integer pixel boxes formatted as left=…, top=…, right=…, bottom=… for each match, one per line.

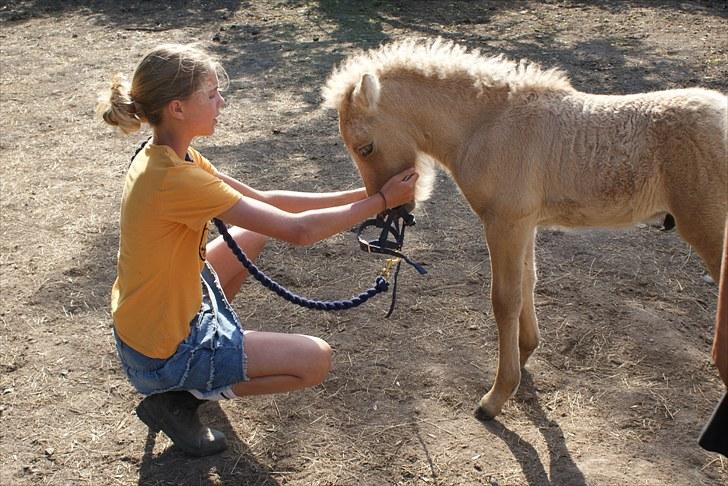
left=137, top=402, right=280, bottom=486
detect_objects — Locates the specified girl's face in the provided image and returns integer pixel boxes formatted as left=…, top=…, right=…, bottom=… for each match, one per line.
left=182, top=71, right=225, bottom=137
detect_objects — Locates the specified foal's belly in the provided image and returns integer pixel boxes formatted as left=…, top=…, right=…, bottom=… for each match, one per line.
left=539, top=196, right=664, bottom=229
left=536, top=165, right=667, bottom=229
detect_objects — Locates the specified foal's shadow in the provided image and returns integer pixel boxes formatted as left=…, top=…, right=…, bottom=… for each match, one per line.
left=479, top=371, right=586, bottom=486
left=137, top=402, right=279, bottom=486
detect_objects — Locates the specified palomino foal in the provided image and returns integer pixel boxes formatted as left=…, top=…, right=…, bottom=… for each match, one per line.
left=324, top=39, right=728, bottom=420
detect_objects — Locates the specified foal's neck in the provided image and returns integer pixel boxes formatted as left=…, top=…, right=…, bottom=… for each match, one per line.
left=387, top=76, right=500, bottom=170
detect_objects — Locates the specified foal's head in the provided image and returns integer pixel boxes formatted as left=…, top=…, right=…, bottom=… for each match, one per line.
left=325, top=38, right=574, bottom=209
left=327, top=70, right=436, bottom=210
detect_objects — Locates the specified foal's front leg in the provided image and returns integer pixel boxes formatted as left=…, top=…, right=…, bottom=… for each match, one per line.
left=476, top=220, right=533, bottom=420
left=519, top=228, right=539, bottom=367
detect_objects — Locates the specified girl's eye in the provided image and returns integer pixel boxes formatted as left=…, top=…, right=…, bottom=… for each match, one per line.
left=357, top=143, right=374, bottom=157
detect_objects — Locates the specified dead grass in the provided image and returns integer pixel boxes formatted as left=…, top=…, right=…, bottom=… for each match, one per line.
left=1, top=1, right=727, bottom=485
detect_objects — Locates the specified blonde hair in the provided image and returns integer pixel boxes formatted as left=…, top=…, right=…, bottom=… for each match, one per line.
left=97, top=43, right=228, bottom=134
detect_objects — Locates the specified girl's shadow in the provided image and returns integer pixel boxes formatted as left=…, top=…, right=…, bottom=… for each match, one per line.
left=137, top=401, right=279, bottom=486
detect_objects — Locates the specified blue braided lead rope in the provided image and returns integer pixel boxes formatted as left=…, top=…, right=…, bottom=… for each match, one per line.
left=212, top=218, right=389, bottom=311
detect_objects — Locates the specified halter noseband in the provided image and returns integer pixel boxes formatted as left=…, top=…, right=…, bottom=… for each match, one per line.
left=356, top=206, right=428, bottom=275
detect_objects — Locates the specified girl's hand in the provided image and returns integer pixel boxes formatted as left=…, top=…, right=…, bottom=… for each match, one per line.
left=379, top=167, right=418, bottom=209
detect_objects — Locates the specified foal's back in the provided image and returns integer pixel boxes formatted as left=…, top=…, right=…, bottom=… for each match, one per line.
left=528, top=87, right=727, bottom=229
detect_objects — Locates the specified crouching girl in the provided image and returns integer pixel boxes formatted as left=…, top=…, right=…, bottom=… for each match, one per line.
left=97, top=43, right=417, bottom=456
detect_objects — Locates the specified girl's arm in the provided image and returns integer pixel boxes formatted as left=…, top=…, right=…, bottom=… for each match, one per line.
left=218, top=172, right=367, bottom=212
left=216, top=168, right=418, bottom=246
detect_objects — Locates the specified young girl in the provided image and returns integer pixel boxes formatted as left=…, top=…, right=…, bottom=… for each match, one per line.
left=98, top=43, right=418, bottom=457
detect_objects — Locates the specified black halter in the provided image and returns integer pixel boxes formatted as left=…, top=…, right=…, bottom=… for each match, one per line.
left=356, top=206, right=428, bottom=276
left=355, top=206, right=428, bottom=318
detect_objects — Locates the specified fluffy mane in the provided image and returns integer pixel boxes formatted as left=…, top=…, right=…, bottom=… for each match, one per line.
left=323, top=38, right=573, bottom=111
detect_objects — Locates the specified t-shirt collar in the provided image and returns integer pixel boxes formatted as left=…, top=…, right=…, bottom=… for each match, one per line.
left=146, top=143, right=194, bottom=165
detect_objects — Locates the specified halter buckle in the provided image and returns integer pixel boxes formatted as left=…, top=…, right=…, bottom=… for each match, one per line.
left=380, top=257, right=401, bottom=279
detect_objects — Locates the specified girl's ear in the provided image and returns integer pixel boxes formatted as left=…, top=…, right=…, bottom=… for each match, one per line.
left=167, top=100, right=185, bottom=120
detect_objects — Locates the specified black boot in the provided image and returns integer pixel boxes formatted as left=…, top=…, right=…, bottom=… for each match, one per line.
left=699, top=392, right=728, bottom=457
left=136, top=391, right=228, bottom=457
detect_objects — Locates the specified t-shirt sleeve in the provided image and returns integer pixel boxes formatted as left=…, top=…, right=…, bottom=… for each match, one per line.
left=158, top=163, right=241, bottom=229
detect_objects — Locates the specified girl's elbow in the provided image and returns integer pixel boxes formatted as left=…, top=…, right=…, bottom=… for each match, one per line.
left=287, top=223, right=316, bottom=246
left=297, top=228, right=319, bottom=246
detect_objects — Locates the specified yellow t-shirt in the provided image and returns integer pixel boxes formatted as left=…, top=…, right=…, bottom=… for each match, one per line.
left=111, top=143, right=241, bottom=359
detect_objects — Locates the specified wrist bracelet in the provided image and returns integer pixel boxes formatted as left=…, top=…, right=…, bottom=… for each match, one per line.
left=376, top=191, right=388, bottom=211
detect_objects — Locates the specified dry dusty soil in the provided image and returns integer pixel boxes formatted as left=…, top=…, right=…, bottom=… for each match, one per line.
left=1, top=1, right=727, bottom=485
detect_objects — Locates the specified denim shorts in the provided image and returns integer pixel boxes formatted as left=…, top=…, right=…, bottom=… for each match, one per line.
left=114, top=264, right=248, bottom=399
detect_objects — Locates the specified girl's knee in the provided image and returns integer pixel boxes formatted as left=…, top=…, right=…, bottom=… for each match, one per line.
left=304, top=336, right=332, bottom=386
left=244, top=230, right=268, bottom=253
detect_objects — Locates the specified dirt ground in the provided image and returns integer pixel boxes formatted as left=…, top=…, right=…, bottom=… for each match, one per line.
left=1, top=1, right=727, bottom=485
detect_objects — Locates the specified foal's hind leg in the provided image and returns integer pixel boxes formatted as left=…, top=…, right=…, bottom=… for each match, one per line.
left=476, top=219, right=534, bottom=420
left=519, top=228, right=540, bottom=367
left=670, top=200, right=726, bottom=282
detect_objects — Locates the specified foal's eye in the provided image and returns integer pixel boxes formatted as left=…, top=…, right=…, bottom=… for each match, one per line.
left=357, top=143, right=374, bottom=157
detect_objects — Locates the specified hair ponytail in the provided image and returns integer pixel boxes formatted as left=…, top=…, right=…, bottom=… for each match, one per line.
left=96, top=74, right=143, bottom=134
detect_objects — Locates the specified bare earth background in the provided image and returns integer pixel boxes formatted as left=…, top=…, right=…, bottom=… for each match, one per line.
left=1, top=1, right=727, bottom=485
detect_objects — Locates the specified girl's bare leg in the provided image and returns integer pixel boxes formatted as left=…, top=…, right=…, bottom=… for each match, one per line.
left=206, top=226, right=331, bottom=395
left=206, top=226, right=268, bottom=301
left=232, top=331, right=332, bottom=396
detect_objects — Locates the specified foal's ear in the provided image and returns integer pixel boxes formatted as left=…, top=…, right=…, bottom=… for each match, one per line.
left=352, top=73, right=380, bottom=111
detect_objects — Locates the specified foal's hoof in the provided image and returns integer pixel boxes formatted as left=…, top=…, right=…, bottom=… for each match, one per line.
left=474, top=406, right=495, bottom=422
